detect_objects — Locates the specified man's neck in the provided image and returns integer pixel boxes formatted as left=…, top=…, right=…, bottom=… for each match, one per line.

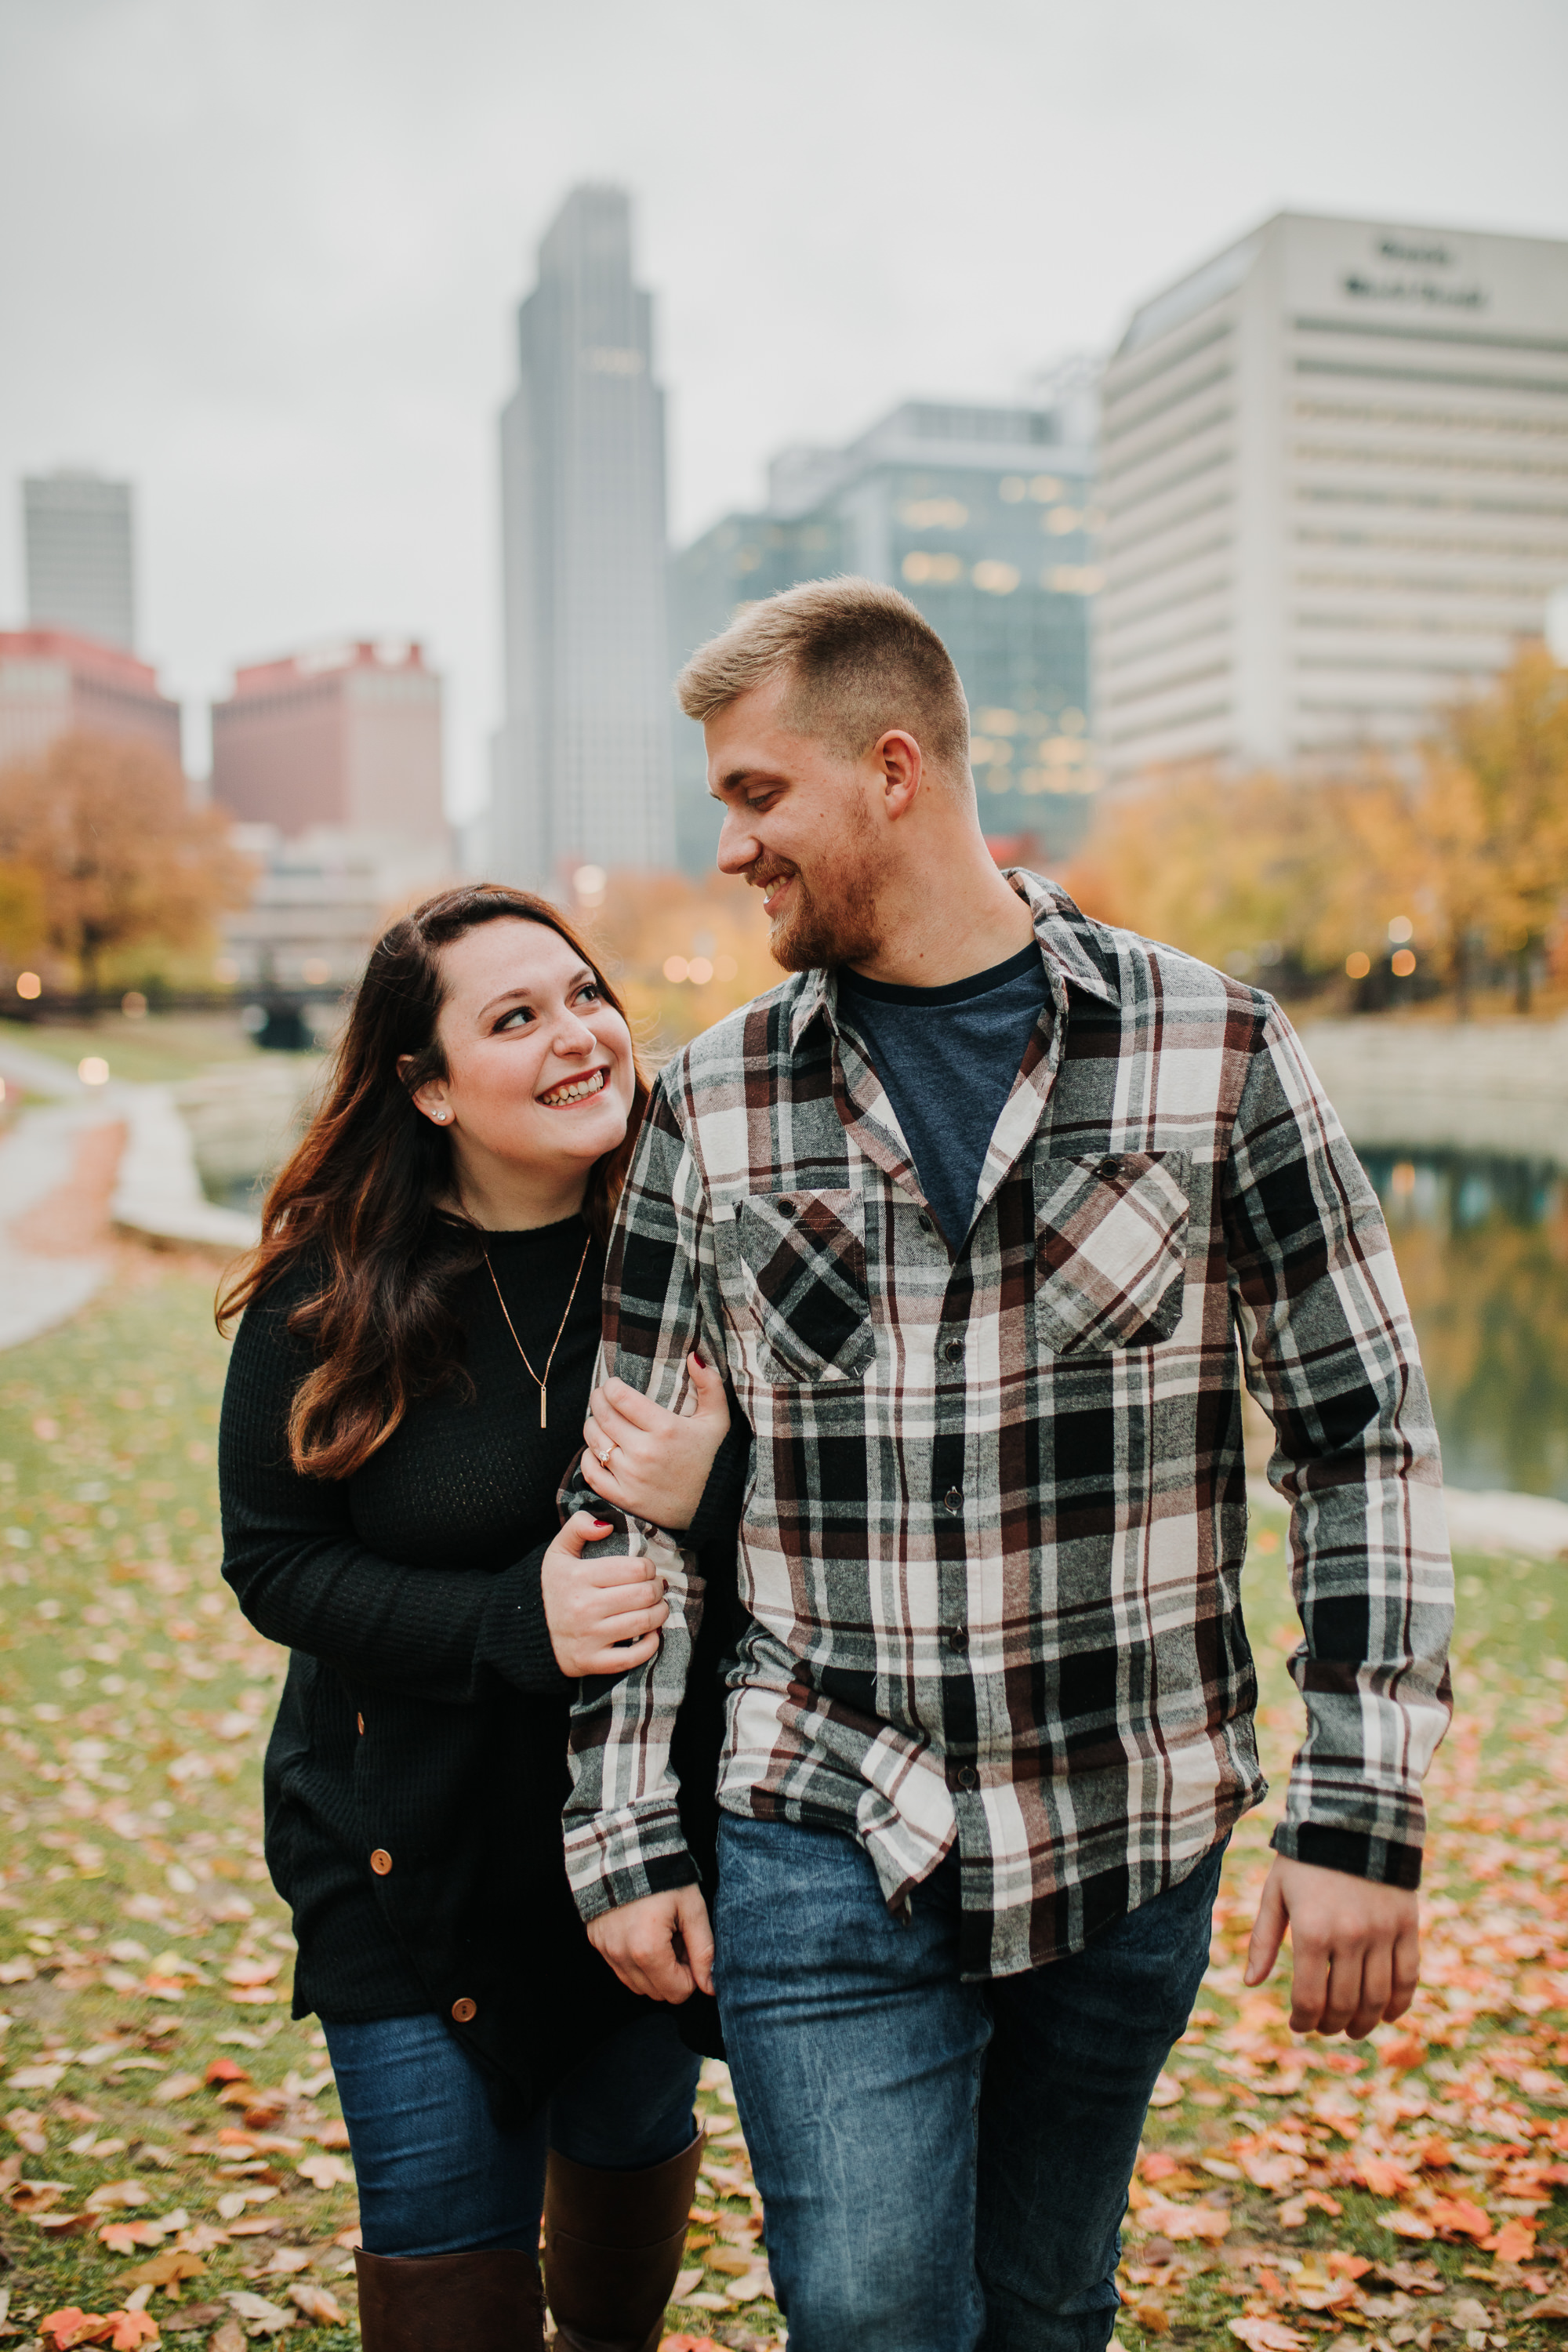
left=844, top=856, right=1036, bottom=990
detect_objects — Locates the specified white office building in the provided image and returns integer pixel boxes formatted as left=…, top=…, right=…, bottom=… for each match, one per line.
left=491, top=185, right=674, bottom=886
left=24, top=470, right=137, bottom=650
left=1094, top=212, right=1568, bottom=783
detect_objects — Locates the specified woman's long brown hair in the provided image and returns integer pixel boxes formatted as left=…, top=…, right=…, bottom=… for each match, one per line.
left=217, top=883, right=651, bottom=1481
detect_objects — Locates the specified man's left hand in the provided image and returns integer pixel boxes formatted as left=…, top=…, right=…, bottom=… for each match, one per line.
left=1245, top=1854, right=1421, bottom=2039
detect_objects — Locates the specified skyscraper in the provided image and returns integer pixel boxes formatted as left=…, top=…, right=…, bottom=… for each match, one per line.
left=670, top=376, right=1102, bottom=871
left=1094, top=212, right=1568, bottom=783
left=24, top=470, right=136, bottom=649
left=492, top=185, right=674, bottom=885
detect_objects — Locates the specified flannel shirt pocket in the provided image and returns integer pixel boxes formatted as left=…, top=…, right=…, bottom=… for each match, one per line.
left=1034, top=1152, right=1192, bottom=1352
left=732, top=1189, right=875, bottom=1385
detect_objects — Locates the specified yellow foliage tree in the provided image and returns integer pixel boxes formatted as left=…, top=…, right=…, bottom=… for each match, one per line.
left=0, top=732, right=258, bottom=996
left=1062, top=644, right=1568, bottom=1011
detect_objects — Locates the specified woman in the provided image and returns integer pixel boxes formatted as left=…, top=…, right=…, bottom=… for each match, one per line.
left=217, top=884, right=744, bottom=2352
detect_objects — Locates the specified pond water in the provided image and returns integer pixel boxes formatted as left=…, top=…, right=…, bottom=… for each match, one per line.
left=1357, top=1149, right=1568, bottom=1501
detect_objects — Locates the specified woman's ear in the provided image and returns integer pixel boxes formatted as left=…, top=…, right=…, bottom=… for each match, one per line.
left=409, top=1078, right=454, bottom=1127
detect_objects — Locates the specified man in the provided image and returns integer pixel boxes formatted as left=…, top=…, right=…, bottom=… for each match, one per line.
left=562, top=579, right=1453, bottom=2352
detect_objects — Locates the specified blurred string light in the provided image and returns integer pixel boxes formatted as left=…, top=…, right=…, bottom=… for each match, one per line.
left=16, top=972, right=42, bottom=1000
left=1392, top=949, right=1417, bottom=978
left=573, top=863, right=608, bottom=906
left=78, top=1057, right=110, bottom=1086
left=662, top=953, right=737, bottom=985
left=1345, top=952, right=1372, bottom=980
left=121, top=991, right=147, bottom=1019
left=1388, top=916, right=1415, bottom=943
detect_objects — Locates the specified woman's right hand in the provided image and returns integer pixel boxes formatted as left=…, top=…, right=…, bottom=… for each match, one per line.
left=541, top=1511, right=670, bottom=1678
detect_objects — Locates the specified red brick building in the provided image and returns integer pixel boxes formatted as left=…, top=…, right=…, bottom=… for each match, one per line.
left=210, top=641, right=446, bottom=848
left=0, top=627, right=183, bottom=770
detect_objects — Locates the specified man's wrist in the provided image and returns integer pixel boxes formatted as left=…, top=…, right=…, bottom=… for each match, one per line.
left=1272, top=1820, right=1423, bottom=1890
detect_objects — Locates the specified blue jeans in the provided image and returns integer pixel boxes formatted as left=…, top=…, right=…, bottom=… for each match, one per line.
left=714, top=1816, right=1225, bottom=2352
left=323, top=2009, right=702, bottom=2257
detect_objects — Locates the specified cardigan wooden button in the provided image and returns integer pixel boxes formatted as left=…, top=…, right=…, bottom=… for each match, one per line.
left=369, top=1849, right=393, bottom=1875
left=451, top=1997, right=477, bottom=2024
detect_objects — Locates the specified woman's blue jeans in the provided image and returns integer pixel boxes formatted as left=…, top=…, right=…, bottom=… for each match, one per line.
left=714, top=1814, right=1225, bottom=2352
left=322, top=2007, right=701, bottom=2257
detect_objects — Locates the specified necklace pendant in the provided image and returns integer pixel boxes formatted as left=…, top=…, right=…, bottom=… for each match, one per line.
left=539, top=1388, right=548, bottom=1430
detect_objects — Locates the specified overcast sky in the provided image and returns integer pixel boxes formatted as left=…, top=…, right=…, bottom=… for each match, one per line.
left=2, top=0, right=1566, bottom=815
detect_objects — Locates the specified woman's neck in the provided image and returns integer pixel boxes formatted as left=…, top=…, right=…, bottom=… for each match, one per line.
left=447, top=1145, right=588, bottom=1233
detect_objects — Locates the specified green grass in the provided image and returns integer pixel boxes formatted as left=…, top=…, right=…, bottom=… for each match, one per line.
left=2, top=1262, right=1564, bottom=2351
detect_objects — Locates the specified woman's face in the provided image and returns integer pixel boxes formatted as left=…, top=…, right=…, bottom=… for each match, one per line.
left=410, top=918, right=637, bottom=1191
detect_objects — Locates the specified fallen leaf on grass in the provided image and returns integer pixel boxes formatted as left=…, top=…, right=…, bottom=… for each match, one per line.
left=87, top=2182, right=151, bottom=2212
left=150, top=2074, right=203, bottom=2106
left=670, top=2270, right=703, bottom=2301
left=209, top=2325, right=246, bottom=2352
left=295, top=2152, right=351, bottom=2190
left=1527, top=2292, right=1568, bottom=2321
left=41, top=2314, right=160, bottom=2350
left=1382, top=2210, right=1438, bottom=2241
left=285, top=2285, right=344, bottom=2324
left=223, top=2291, right=293, bottom=2336
left=305, top=2118, right=349, bottom=2151
left=1229, top=2321, right=1307, bottom=2352
left=122, top=2256, right=205, bottom=2290
left=9, top=2176, right=70, bottom=2212
left=1138, top=2198, right=1232, bottom=2242
left=702, top=2248, right=755, bottom=2277
left=660, top=2339, right=725, bottom=2351
left=1483, top=2219, right=1536, bottom=2264
left=1147, top=2072, right=1184, bottom=2109
left=256, top=2251, right=311, bottom=2278
left=4, top=2106, right=48, bottom=2154
left=205, top=2061, right=250, bottom=2087
left=221, top=1960, right=281, bottom=1989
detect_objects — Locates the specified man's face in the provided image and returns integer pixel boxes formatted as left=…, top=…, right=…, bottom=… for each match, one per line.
left=707, top=673, right=891, bottom=972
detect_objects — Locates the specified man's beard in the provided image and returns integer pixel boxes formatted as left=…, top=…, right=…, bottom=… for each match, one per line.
left=758, top=857, right=885, bottom=974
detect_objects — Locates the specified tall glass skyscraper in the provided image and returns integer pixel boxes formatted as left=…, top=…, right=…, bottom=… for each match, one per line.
left=670, top=374, right=1102, bottom=873
left=24, top=470, right=136, bottom=650
left=491, top=186, right=674, bottom=885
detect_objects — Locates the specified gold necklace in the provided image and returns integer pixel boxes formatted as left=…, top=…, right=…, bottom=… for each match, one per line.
left=480, top=1229, right=593, bottom=1429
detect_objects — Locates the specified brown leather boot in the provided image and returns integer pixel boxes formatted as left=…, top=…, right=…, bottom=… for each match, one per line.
left=354, top=2245, right=546, bottom=2350
left=543, top=2129, right=706, bottom=2352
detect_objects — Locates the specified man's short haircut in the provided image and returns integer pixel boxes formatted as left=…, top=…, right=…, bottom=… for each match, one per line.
left=675, top=575, right=972, bottom=787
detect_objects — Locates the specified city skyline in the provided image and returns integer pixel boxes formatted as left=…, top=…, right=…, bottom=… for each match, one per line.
left=2, top=0, right=1562, bottom=821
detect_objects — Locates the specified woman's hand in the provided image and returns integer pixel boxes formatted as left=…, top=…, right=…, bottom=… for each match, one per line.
left=581, top=1354, right=731, bottom=1530
left=542, top=1511, right=670, bottom=1678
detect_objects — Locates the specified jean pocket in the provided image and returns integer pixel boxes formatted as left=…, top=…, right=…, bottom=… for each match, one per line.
left=732, top=1189, right=875, bottom=1385
left=1034, top=1152, right=1191, bottom=1353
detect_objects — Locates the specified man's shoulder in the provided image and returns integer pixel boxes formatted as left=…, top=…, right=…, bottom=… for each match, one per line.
left=659, top=972, right=813, bottom=1102
left=1023, top=870, right=1274, bottom=1032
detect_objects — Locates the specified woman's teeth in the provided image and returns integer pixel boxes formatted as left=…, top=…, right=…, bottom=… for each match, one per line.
left=539, top=1068, right=607, bottom=1108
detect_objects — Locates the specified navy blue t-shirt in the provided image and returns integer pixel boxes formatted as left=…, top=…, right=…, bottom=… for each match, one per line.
left=837, top=942, right=1051, bottom=1247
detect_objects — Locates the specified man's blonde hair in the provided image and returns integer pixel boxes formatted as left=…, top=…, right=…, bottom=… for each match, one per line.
left=676, top=575, right=972, bottom=787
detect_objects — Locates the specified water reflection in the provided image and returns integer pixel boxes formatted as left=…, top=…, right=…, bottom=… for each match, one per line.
left=1357, top=1149, right=1568, bottom=1500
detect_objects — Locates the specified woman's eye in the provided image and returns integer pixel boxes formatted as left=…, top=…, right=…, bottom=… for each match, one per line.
left=495, top=1005, right=534, bottom=1031
left=576, top=983, right=602, bottom=1005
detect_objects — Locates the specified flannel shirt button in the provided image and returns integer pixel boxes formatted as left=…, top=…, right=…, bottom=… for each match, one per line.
left=954, top=1764, right=978, bottom=1791
left=946, top=1625, right=969, bottom=1653
left=942, top=1486, right=963, bottom=1515
left=943, top=1338, right=964, bottom=1364
left=918, top=1212, right=934, bottom=1234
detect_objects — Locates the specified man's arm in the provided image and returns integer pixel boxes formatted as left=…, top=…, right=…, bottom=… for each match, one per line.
left=1224, top=1001, right=1454, bottom=2034
left=560, top=1069, right=722, bottom=1999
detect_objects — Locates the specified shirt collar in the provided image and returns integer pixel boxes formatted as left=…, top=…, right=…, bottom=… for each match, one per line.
left=786, top=866, right=1120, bottom=1054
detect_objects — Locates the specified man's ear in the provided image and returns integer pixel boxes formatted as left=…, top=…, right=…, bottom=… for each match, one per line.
left=877, top=729, right=924, bottom=820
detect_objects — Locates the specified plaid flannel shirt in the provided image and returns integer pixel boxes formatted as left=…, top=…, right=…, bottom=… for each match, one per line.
left=562, top=873, right=1454, bottom=1980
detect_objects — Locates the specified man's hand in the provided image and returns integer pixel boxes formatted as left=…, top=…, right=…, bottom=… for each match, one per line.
left=1246, top=1854, right=1421, bottom=2039
left=586, top=1886, right=714, bottom=2005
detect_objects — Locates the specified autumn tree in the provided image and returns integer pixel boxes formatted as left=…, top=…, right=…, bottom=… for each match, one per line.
left=0, top=731, right=257, bottom=996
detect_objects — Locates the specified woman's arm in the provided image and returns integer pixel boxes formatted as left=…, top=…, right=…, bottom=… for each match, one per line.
left=220, top=1278, right=593, bottom=1704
